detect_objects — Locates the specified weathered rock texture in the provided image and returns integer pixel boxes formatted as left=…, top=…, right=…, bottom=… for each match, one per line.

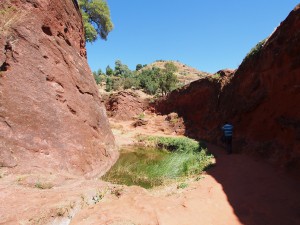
left=105, top=91, right=149, bottom=120
left=0, top=0, right=117, bottom=176
left=156, top=5, right=300, bottom=175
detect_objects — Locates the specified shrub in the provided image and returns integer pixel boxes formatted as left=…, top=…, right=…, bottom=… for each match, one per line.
left=147, top=136, right=203, bottom=153
left=177, top=182, right=188, bottom=189
left=99, top=61, right=179, bottom=94
left=105, top=77, right=112, bottom=92
left=136, top=64, right=143, bottom=71
left=242, top=38, right=267, bottom=63
left=93, top=72, right=102, bottom=84
left=137, top=113, right=145, bottom=120
left=35, top=181, right=53, bottom=189
left=123, top=77, right=138, bottom=89
left=138, top=67, right=161, bottom=95
left=106, top=65, right=114, bottom=76
left=111, top=77, right=123, bottom=91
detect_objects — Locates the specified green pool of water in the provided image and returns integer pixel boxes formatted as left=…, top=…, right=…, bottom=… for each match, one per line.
left=103, top=145, right=212, bottom=189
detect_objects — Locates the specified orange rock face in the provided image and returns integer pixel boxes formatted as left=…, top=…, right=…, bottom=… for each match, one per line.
left=0, top=0, right=117, bottom=176
left=156, top=5, right=300, bottom=176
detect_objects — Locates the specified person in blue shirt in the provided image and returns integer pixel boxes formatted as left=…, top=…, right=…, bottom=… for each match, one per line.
left=222, top=122, right=233, bottom=154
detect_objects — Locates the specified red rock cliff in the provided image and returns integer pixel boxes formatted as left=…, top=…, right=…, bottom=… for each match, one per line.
left=156, top=5, right=300, bottom=175
left=0, top=0, right=117, bottom=176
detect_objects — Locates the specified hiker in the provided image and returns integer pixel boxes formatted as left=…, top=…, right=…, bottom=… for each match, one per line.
left=222, top=122, right=233, bottom=154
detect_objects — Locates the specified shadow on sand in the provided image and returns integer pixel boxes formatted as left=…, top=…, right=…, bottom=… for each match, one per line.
left=205, top=143, right=300, bottom=225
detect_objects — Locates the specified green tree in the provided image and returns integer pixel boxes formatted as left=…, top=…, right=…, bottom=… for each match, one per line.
left=105, top=76, right=112, bottom=91
left=114, top=60, right=132, bottom=77
left=93, top=72, right=101, bottom=84
left=106, top=65, right=114, bottom=76
left=138, top=67, right=161, bottom=95
left=111, top=77, right=123, bottom=90
left=159, top=63, right=178, bottom=96
left=124, top=77, right=139, bottom=89
left=96, top=68, right=104, bottom=76
left=164, top=62, right=178, bottom=73
left=136, top=64, right=143, bottom=71
left=79, top=0, right=113, bottom=42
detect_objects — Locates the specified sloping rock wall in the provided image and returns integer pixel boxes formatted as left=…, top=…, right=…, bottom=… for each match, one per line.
left=220, top=4, right=300, bottom=170
left=0, top=0, right=117, bottom=176
left=156, top=5, right=300, bottom=175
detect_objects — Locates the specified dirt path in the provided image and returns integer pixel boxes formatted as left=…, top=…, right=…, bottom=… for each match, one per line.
left=207, top=144, right=300, bottom=225
left=70, top=143, right=300, bottom=225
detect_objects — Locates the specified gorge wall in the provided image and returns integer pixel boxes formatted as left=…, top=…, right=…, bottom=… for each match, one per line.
left=0, top=0, right=117, bottom=176
left=156, top=5, right=300, bottom=175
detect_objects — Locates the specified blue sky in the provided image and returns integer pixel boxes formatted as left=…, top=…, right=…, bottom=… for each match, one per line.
left=86, top=0, right=299, bottom=74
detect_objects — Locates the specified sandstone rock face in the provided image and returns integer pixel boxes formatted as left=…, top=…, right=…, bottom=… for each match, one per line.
left=220, top=5, right=300, bottom=172
left=0, top=0, right=117, bottom=176
left=156, top=5, right=300, bottom=175
left=105, top=91, right=148, bottom=120
left=156, top=78, right=222, bottom=141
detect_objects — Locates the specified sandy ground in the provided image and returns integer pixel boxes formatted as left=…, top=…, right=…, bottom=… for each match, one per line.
left=1, top=114, right=300, bottom=225
left=70, top=143, right=300, bottom=225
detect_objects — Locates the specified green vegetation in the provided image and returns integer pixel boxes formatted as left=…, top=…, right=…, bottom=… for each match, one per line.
left=34, top=181, right=53, bottom=189
left=135, top=64, right=143, bottom=71
left=92, top=68, right=107, bottom=84
left=103, top=136, right=213, bottom=188
left=212, top=73, right=221, bottom=79
left=105, top=65, right=114, bottom=76
left=79, top=0, right=113, bottom=42
left=138, top=67, right=161, bottom=94
left=147, top=136, right=204, bottom=153
left=93, top=60, right=179, bottom=95
left=0, top=5, right=16, bottom=16
left=159, top=62, right=179, bottom=96
left=177, top=182, right=189, bottom=189
left=137, top=112, right=145, bottom=120
left=242, top=38, right=267, bottom=63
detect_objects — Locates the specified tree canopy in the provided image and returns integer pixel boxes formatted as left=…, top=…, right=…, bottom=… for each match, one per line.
left=114, top=60, right=132, bottom=77
left=78, top=0, right=113, bottom=42
left=93, top=61, right=179, bottom=95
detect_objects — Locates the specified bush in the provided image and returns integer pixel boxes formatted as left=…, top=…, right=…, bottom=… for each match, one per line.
left=99, top=62, right=179, bottom=94
left=138, top=68, right=161, bottom=95
left=147, top=136, right=203, bottom=153
left=93, top=72, right=102, bottom=84
left=105, top=77, right=112, bottom=92
left=123, top=77, right=138, bottom=89
left=177, top=182, right=188, bottom=189
left=242, top=38, right=267, bottom=63
left=111, top=77, right=123, bottom=91
left=136, top=64, right=143, bottom=71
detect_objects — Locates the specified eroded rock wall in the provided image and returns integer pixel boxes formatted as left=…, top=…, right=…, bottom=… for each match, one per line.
left=0, top=0, right=117, bottom=176
left=156, top=5, right=300, bottom=175
left=105, top=91, right=149, bottom=120
left=221, top=5, right=300, bottom=170
left=156, top=77, right=223, bottom=141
